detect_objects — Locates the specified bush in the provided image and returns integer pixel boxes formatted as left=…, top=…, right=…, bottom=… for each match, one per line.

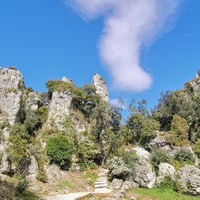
left=24, top=109, right=42, bottom=135
left=193, top=139, right=200, bottom=159
left=46, top=136, right=73, bottom=170
left=107, top=156, right=131, bottom=181
left=10, top=123, right=30, bottom=141
left=151, top=148, right=171, bottom=173
left=174, top=149, right=195, bottom=164
left=158, top=176, right=175, bottom=189
left=111, top=148, right=138, bottom=179
left=7, top=135, right=29, bottom=166
left=16, top=177, right=29, bottom=194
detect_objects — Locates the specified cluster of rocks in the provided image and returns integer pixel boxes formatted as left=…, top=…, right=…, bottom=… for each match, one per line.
left=108, top=145, right=200, bottom=196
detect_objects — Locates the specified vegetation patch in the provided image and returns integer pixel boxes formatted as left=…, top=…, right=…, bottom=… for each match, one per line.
left=132, top=188, right=200, bottom=200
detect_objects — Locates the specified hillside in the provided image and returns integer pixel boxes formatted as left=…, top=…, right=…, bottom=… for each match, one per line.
left=0, top=66, right=200, bottom=199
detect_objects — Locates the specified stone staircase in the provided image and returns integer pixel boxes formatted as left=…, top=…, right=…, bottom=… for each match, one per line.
left=41, top=168, right=112, bottom=200
left=94, top=168, right=112, bottom=193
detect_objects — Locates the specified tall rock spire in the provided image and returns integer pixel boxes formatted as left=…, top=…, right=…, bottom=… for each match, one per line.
left=92, top=73, right=109, bottom=103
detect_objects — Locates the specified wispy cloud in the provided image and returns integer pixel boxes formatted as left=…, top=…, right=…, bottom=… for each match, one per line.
left=66, top=0, right=181, bottom=92
left=110, top=98, right=126, bottom=110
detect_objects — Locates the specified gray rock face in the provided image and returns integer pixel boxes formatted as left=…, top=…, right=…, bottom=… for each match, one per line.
left=46, top=90, right=72, bottom=130
left=149, top=132, right=171, bottom=150
left=110, top=178, right=123, bottom=190
left=156, top=163, right=175, bottom=185
left=176, top=165, right=200, bottom=195
left=133, top=146, right=150, bottom=160
left=26, top=92, right=40, bottom=110
left=0, top=128, right=11, bottom=174
left=121, top=181, right=139, bottom=190
left=134, top=158, right=156, bottom=189
left=46, top=165, right=64, bottom=183
left=92, top=73, right=109, bottom=103
left=0, top=67, right=24, bottom=124
left=27, top=156, right=38, bottom=174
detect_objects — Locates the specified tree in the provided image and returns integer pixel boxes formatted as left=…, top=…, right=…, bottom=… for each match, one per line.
left=7, top=135, right=29, bottom=166
left=126, top=99, right=160, bottom=146
left=46, top=136, right=73, bottom=170
left=24, top=109, right=42, bottom=135
left=168, top=114, right=189, bottom=146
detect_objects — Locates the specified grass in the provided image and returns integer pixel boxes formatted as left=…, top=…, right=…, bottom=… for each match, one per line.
left=17, top=190, right=40, bottom=200
left=132, top=188, right=200, bottom=200
left=81, top=172, right=98, bottom=186
left=58, top=180, right=75, bottom=189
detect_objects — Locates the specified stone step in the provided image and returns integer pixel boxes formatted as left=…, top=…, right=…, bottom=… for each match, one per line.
left=98, top=173, right=108, bottom=177
left=94, top=188, right=112, bottom=193
left=95, top=181, right=108, bottom=185
left=96, top=177, right=107, bottom=182
left=95, top=183, right=108, bottom=188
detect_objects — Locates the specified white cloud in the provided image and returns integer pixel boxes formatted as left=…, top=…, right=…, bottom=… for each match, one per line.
left=110, top=98, right=126, bottom=110
left=67, top=0, right=181, bottom=91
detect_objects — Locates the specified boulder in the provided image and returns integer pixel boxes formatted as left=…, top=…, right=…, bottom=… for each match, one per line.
left=121, top=181, right=139, bottom=190
left=27, top=156, right=38, bottom=177
left=46, top=165, right=63, bottom=182
left=132, top=146, right=150, bottom=160
left=156, top=163, right=175, bottom=185
left=134, top=158, right=156, bottom=188
left=149, top=132, right=171, bottom=150
left=26, top=92, right=40, bottom=110
left=0, top=67, right=24, bottom=124
left=92, top=73, right=109, bottom=103
left=110, top=178, right=123, bottom=190
left=176, top=165, right=200, bottom=195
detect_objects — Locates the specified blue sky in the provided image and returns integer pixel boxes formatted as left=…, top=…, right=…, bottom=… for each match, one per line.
left=0, top=0, right=199, bottom=116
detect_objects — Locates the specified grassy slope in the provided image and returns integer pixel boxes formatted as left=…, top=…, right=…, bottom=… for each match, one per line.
left=132, top=188, right=200, bottom=200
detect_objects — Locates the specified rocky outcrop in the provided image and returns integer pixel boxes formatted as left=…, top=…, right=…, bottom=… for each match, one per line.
left=26, top=92, right=40, bottom=111
left=156, top=163, right=175, bottom=185
left=26, top=156, right=39, bottom=181
left=0, top=67, right=24, bottom=124
left=110, top=178, right=123, bottom=190
left=133, top=146, right=150, bottom=160
left=132, top=146, right=156, bottom=188
left=0, top=128, right=11, bottom=174
left=46, top=90, right=72, bottom=130
left=134, top=158, right=156, bottom=189
left=92, top=73, right=109, bottom=103
left=149, top=132, right=171, bottom=150
left=176, top=165, right=200, bottom=195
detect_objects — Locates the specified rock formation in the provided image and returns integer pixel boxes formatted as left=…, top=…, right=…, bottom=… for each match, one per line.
left=0, top=128, right=11, bottom=174
left=92, top=73, right=109, bottom=103
left=25, top=92, right=40, bottom=111
left=46, top=90, right=72, bottom=130
left=0, top=67, right=24, bottom=124
left=134, top=158, right=156, bottom=189
left=156, top=163, right=175, bottom=185
left=176, top=165, right=200, bottom=195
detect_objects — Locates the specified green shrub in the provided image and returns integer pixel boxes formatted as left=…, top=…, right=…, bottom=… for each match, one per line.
left=151, top=148, right=171, bottom=173
left=46, top=136, right=73, bottom=170
left=16, top=177, right=29, bottom=194
left=193, top=139, right=200, bottom=159
left=174, top=149, right=195, bottom=164
left=10, top=123, right=30, bottom=141
left=107, top=156, right=131, bottom=181
left=111, top=148, right=138, bottom=179
left=7, top=135, right=29, bottom=166
left=36, top=169, right=48, bottom=183
left=24, top=109, right=42, bottom=135
left=158, top=176, right=174, bottom=189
